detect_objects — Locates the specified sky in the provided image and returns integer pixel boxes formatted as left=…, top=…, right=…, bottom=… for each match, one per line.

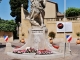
left=0, top=0, right=80, bottom=20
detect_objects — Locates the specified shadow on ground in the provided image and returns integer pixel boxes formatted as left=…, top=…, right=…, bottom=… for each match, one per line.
left=0, top=45, right=6, bottom=48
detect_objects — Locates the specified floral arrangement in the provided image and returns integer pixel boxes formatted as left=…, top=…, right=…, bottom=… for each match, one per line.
left=13, top=47, right=53, bottom=55
left=13, top=49, right=26, bottom=54
left=13, top=47, right=37, bottom=54
left=36, top=49, right=53, bottom=55
left=25, top=47, right=37, bottom=53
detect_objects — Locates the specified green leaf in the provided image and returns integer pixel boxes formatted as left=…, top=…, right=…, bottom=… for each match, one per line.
left=0, top=19, right=17, bottom=32
left=48, top=32, right=56, bottom=39
left=9, top=0, right=29, bottom=23
left=65, top=7, right=80, bottom=17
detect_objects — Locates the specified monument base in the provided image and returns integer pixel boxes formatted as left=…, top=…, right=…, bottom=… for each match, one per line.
left=7, top=52, right=70, bottom=60
left=7, top=27, right=62, bottom=59
left=4, top=43, right=13, bottom=53
left=14, top=27, right=58, bottom=52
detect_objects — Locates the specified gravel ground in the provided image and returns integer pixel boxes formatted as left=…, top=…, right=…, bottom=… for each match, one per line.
left=0, top=42, right=80, bottom=60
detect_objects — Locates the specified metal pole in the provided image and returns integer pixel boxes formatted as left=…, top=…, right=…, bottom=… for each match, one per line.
left=64, top=0, right=66, bottom=58
left=69, top=42, right=72, bottom=55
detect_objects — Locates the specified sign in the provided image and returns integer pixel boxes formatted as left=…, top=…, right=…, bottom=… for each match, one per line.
left=66, top=35, right=72, bottom=42
left=4, top=35, right=8, bottom=42
left=57, top=22, right=72, bottom=32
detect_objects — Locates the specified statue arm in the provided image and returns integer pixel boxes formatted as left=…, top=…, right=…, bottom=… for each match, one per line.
left=43, top=0, right=47, bottom=6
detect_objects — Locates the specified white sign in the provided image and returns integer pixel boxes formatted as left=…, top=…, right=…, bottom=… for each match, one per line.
left=57, top=22, right=72, bottom=32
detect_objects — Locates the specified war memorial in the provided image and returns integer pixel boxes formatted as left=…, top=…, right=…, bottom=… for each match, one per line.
left=6, top=0, right=71, bottom=60
left=0, top=0, right=80, bottom=60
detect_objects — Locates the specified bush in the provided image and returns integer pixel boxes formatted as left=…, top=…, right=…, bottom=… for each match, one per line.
left=0, top=19, right=17, bottom=32
left=65, top=7, right=80, bottom=17
left=76, top=32, right=80, bottom=37
left=48, top=32, right=56, bottom=39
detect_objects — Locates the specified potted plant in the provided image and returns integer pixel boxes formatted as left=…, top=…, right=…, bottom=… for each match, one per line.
left=48, top=31, right=56, bottom=44
left=20, top=38, right=25, bottom=43
left=76, top=32, right=80, bottom=44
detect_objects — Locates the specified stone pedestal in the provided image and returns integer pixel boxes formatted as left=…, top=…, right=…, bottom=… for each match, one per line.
left=4, top=43, right=13, bottom=53
left=14, top=27, right=57, bottom=52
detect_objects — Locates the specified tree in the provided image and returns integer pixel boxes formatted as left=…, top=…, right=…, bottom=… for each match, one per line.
left=0, top=0, right=2, bottom=3
left=9, top=0, right=29, bottom=24
left=65, top=7, right=80, bottom=17
left=0, top=19, right=17, bottom=32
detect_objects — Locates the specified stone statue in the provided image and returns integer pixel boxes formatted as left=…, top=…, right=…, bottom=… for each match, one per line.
left=26, top=0, right=47, bottom=28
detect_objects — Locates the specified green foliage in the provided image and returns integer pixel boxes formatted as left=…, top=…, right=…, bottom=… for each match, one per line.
left=48, top=32, right=56, bottom=39
left=65, top=7, right=80, bottom=17
left=76, top=32, right=80, bottom=37
left=9, top=0, right=29, bottom=23
left=0, top=19, right=17, bottom=32
left=0, top=0, right=2, bottom=3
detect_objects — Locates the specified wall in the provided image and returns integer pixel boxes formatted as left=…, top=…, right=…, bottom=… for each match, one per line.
left=0, top=31, right=13, bottom=43
left=19, top=19, right=31, bottom=40
left=19, top=18, right=80, bottom=43
left=45, top=18, right=80, bottom=38
left=45, top=2, right=57, bottom=18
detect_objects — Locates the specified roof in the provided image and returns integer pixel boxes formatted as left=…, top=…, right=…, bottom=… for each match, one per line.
left=47, top=1, right=57, bottom=4
left=47, top=1, right=64, bottom=17
left=57, top=12, right=64, bottom=17
left=47, top=1, right=58, bottom=12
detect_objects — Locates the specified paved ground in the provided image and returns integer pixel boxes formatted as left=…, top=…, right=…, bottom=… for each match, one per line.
left=0, top=41, right=80, bottom=60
